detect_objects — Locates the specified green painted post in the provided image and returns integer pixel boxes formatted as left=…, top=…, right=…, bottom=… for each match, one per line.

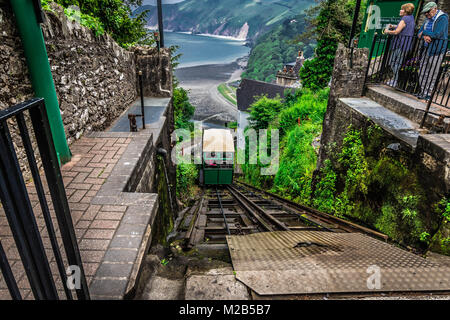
left=10, top=0, right=71, bottom=164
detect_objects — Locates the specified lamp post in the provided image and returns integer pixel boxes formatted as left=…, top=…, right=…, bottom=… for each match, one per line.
left=157, top=0, right=165, bottom=48
left=348, top=0, right=362, bottom=48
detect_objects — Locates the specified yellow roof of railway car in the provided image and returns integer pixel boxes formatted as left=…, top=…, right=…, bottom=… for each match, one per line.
left=203, top=129, right=234, bottom=152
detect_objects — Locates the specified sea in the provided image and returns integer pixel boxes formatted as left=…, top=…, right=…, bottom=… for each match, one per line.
left=164, top=32, right=250, bottom=68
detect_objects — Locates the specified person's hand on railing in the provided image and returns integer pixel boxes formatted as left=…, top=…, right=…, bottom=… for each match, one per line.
left=423, top=35, right=432, bottom=43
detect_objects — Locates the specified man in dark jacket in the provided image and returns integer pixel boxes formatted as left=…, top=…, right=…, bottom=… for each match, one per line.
left=417, top=2, right=448, bottom=100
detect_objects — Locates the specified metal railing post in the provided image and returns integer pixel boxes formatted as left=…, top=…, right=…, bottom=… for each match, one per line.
left=363, top=32, right=378, bottom=95
left=157, top=0, right=165, bottom=48
left=139, top=71, right=146, bottom=129
left=421, top=64, right=445, bottom=128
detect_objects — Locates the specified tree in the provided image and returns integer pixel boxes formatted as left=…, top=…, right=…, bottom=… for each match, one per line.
left=248, top=96, right=283, bottom=130
left=298, top=0, right=365, bottom=90
left=50, top=0, right=151, bottom=48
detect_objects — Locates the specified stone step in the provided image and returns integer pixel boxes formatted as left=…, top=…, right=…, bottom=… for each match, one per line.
left=339, top=97, right=421, bottom=148
left=366, top=85, right=449, bottom=130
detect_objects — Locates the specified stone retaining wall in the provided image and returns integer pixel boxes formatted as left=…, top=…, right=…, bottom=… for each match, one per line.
left=0, top=1, right=172, bottom=176
left=0, top=1, right=137, bottom=143
left=316, top=43, right=450, bottom=254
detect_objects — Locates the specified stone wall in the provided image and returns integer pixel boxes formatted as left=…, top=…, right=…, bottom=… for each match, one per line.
left=315, top=42, right=449, bottom=254
left=0, top=0, right=34, bottom=108
left=0, top=2, right=138, bottom=143
left=0, top=1, right=172, bottom=177
left=134, top=47, right=173, bottom=98
left=315, top=43, right=369, bottom=172
left=43, top=5, right=138, bottom=143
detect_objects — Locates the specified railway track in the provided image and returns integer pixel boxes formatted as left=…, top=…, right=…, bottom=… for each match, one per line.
left=176, top=182, right=388, bottom=250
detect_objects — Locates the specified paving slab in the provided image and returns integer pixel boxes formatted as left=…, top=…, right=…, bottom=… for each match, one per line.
left=108, top=97, right=170, bottom=132
left=185, top=268, right=250, bottom=300
left=0, top=97, right=170, bottom=300
left=141, top=276, right=185, bottom=300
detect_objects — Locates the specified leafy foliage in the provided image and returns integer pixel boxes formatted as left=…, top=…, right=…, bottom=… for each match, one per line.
left=43, top=0, right=152, bottom=48
left=298, top=0, right=365, bottom=90
left=176, top=162, right=198, bottom=199
left=64, top=5, right=105, bottom=36
left=242, top=13, right=315, bottom=83
left=173, top=87, right=195, bottom=131
left=312, top=126, right=432, bottom=246
left=241, top=88, right=329, bottom=205
left=247, top=96, right=283, bottom=130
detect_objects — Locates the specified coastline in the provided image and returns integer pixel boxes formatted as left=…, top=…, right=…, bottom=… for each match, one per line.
left=174, top=55, right=247, bottom=82
left=145, top=28, right=247, bottom=42
left=174, top=56, right=247, bottom=125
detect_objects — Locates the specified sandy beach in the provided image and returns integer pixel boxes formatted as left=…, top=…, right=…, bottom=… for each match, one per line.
left=174, top=57, right=246, bottom=126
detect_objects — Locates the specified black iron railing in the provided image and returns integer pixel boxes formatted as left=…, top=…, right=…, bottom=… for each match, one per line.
left=0, top=98, right=89, bottom=300
left=364, top=33, right=449, bottom=123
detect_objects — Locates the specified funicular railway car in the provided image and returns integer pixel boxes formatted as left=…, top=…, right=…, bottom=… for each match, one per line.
left=200, top=129, right=235, bottom=185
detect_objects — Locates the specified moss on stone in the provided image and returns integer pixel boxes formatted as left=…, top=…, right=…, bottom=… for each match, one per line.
left=314, top=125, right=433, bottom=248
left=152, top=155, right=175, bottom=246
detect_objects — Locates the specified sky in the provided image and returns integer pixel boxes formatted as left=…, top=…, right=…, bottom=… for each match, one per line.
left=141, top=0, right=186, bottom=5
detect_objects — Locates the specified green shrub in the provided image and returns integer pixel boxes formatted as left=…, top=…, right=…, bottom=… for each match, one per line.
left=43, top=0, right=152, bottom=48
left=64, top=6, right=104, bottom=37
left=173, top=87, right=195, bottom=130
left=242, top=88, right=329, bottom=205
left=176, top=163, right=198, bottom=199
left=248, top=96, right=284, bottom=130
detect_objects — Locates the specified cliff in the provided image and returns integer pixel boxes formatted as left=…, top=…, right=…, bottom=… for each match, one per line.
left=135, top=0, right=314, bottom=42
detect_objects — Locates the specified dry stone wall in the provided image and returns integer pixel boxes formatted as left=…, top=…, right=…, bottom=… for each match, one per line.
left=1, top=1, right=172, bottom=181
left=42, top=4, right=138, bottom=144
left=1, top=2, right=172, bottom=145
left=0, top=1, right=137, bottom=144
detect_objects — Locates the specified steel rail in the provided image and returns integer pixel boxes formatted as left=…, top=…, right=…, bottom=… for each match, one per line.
left=232, top=184, right=336, bottom=232
left=235, top=181, right=389, bottom=241
left=216, top=188, right=231, bottom=235
left=228, top=185, right=290, bottom=231
left=226, top=186, right=274, bottom=232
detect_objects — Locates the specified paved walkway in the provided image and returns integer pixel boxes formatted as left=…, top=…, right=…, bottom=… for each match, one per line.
left=0, top=96, right=170, bottom=300
left=0, top=136, right=132, bottom=299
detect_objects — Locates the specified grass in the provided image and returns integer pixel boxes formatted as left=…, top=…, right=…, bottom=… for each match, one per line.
left=217, top=83, right=237, bottom=106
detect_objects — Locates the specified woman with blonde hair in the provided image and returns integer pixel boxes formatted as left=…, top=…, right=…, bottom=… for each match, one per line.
left=384, top=3, right=416, bottom=87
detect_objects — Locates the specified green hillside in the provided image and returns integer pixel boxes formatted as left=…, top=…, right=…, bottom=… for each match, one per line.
left=242, top=13, right=315, bottom=83
left=135, top=0, right=314, bottom=41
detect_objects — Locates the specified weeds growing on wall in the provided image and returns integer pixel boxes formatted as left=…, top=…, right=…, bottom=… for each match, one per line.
left=241, top=88, right=329, bottom=204
left=429, top=198, right=450, bottom=255
left=242, top=89, right=443, bottom=248
left=173, top=87, right=195, bottom=131
left=173, top=85, right=197, bottom=203
left=313, top=125, right=436, bottom=247
left=170, top=46, right=198, bottom=203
